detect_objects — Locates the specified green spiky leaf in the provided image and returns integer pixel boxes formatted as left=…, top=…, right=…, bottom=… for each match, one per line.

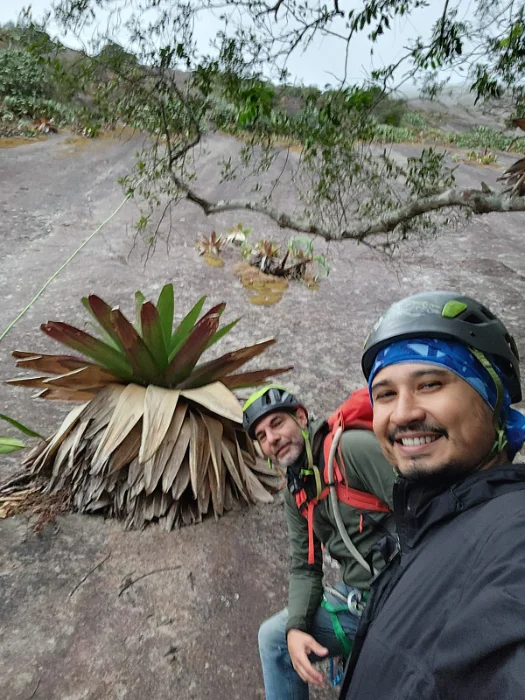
left=85, top=295, right=126, bottom=352
left=169, top=295, right=207, bottom=361
left=178, top=338, right=276, bottom=389
left=220, top=366, right=293, bottom=390
left=141, top=301, right=168, bottom=369
left=109, top=308, right=161, bottom=383
left=206, top=318, right=240, bottom=350
left=0, top=436, right=26, bottom=454
left=81, top=297, right=122, bottom=351
left=0, top=414, right=43, bottom=439
left=164, top=312, right=221, bottom=386
left=156, top=284, right=174, bottom=348
left=41, top=322, right=133, bottom=378
left=135, top=290, right=146, bottom=336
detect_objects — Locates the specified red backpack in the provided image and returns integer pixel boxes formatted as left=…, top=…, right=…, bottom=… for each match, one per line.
left=294, top=388, right=391, bottom=564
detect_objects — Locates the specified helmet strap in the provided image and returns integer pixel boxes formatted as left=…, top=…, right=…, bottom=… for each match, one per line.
left=290, top=415, right=323, bottom=499
left=470, top=348, right=508, bottom=455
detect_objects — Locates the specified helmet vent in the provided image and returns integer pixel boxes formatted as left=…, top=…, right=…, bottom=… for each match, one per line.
left=480, top=306, right=496, bottom=321
left=462, top=313, right=485, bottom=325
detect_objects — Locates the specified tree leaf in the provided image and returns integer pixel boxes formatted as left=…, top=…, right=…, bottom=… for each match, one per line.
left=156, top=284, right=174, bottom=348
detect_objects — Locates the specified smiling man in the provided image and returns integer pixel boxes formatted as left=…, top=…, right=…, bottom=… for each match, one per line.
left=340, top=290, right=525, bottom=700
left=242, top=386, right=396, bottom=700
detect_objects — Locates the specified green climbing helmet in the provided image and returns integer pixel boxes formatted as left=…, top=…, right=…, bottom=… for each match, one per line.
left=362, top=291, right=522, bottom=403
left=242, top=385, right=305, bottom=439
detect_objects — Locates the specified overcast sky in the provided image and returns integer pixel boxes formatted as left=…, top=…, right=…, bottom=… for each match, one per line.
left=1, top=0, right=470, bottom=89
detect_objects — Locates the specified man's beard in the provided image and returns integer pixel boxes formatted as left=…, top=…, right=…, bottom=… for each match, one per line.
left=401, top=458, right=478, bottom=488
left=278, top=442, right=305, bottom=468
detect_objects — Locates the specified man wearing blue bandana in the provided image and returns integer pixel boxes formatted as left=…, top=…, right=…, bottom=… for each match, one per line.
left=340, top=290, right=525, bottom=700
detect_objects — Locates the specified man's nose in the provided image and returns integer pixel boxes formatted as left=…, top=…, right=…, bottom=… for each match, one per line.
left=266, top=427, right=280, bottom=447
left=390, top=389, right=426, bottom=427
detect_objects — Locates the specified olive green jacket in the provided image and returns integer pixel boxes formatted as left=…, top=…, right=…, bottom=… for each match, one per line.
left=284, top=422, right=396, bottom=635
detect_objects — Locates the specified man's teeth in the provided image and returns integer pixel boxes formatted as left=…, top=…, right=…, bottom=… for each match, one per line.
left=400, top=436, right=438, bottom=446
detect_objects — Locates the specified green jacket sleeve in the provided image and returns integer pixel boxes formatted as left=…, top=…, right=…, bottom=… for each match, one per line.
left=338, top=429, right=396, bottom=509
left=283, top=489, right=324, bottom=635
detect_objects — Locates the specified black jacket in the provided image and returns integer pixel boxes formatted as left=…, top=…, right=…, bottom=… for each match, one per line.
left=340, top=464, right=525, bottom=700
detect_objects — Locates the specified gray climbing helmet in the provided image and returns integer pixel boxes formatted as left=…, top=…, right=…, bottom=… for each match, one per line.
left=362, top=291, right=522, bottom=403
left=242, top=385, right=305, bottom=438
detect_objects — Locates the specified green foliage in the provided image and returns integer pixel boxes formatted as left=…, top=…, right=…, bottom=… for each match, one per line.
left=1, top=94, right=81, bottom=122
left=372, top=97, right=408, bottom=127
left=19, top=0, right=525, bottom=255
left=451, top=126, right=524, bottom=151
left=226, top=222, right=252, bottom=245
left=401, top=111, right=428, bottom=131
left=39, top=286, right=254, bottom=389
left=0, top=413, right=42, bottom=455
left=287, top=237, right=330, bottom=279
left=405, top=149, right=455, bottom=198
left=0, top=47, right=50, bottom=99
left=372, top=122, right=525, bottom=154
left=97, top=41, right=138, bottom=69
left=465, top=150, right=498, bottom=164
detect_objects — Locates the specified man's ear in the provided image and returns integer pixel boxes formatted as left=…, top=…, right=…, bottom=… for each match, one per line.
left=295, top=406, right=308, bottom=429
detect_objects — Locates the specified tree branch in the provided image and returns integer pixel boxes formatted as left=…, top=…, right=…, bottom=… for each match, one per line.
left=341, top=188, right=525, bottom=240
left=166, top=175, right=525, bottom=241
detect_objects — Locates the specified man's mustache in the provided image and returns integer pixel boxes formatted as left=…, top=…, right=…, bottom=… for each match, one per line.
left=388, top=422, right=449, bottom=444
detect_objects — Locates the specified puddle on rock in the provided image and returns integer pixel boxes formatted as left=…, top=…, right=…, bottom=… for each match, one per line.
left=203, top=254, right=225, bottom=267
left=0, top=135, right=46, bottom=149
left=233, top=262, right=288, bottom=306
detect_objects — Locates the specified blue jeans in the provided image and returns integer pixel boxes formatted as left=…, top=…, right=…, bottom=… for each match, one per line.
left=258, top=584, right=361, bottom=700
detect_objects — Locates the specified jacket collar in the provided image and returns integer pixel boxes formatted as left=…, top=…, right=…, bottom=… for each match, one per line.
left=394, top=464, right=525, bottom=549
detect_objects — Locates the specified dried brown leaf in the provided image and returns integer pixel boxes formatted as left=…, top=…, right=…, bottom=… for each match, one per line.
left=93, top=384, right=146, bottom=470
left=140, top=386, right=181, bottom=464
left=181, top=383, right=242, bottom=424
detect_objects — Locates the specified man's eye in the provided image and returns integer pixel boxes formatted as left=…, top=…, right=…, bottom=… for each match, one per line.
left=421, top=382, right=441, bottom=390
left=375, top=390, right=395, bottom=401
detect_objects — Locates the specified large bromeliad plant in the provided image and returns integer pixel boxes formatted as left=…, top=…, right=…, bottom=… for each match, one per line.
left=8, top=285, right=291, bottom=530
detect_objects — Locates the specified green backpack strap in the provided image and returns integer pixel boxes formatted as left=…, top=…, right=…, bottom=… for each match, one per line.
left=321, top=598, right=353, bottom=661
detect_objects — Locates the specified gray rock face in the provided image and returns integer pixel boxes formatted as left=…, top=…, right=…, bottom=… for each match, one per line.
left=1, top=131, right=524, bottom=699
